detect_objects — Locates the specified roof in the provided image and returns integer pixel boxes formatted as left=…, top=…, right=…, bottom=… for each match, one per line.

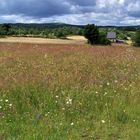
left=107, top=32, right=116, bottom=39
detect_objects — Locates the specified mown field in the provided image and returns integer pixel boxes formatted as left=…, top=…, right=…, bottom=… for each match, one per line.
left=0, top=36, right=87, bottom=45
left=0, top=42, right=140, bottom=140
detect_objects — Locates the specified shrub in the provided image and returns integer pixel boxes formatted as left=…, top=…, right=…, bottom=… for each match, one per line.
left=98, top=33, right=111, bottom=45
left=133, top=30, right=140, bottom=47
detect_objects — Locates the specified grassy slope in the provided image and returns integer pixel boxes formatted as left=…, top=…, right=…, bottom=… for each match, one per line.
left=0, top=43, right=140, bottom=140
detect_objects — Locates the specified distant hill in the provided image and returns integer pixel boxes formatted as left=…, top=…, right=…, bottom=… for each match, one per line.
left=1, top=23, right=139, bottom=30
left=7, top=23, right=84, bottom=29
left=99, top=25, right=140, bottom=31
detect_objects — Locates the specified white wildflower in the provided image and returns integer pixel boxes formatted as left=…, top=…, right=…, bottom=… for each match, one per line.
left=5, top=99, right=8, bottom=102
left=104, top=92, right=108, bottom=96
left=62, top=108, right=65, bottom=111
left=9, top=104, right=12, bottom=107
left=107, top=82, right=110, bottom=86
left=66, top=97, right=72, bottom=105
left=101, top=120, right=105, bottom=123
left=71, top=122, right=74, bottom=126
left=55, top=95, right=59, bottom=98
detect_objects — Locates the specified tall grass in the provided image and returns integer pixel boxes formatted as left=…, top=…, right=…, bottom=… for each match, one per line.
left=0, top=43, right=140, bottom=139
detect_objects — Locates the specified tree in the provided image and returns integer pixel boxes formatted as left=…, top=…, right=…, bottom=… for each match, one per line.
left=84, top=24, right=110, bottom=45
left=99, top=33, right=111, bottom=45
left=1, top=24, right=11, bottom=35
left=84, top=24, right=99, bottom=44
left=55, top=30, right=66, bottom=38
left=133, top=30, right=140, bottom=47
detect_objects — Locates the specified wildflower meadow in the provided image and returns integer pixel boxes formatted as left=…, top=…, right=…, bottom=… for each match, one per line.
left=0, top=43, right=140, bottom=140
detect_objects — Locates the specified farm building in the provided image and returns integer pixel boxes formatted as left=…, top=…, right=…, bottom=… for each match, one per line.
left=107, top=32, right=117, bottom=42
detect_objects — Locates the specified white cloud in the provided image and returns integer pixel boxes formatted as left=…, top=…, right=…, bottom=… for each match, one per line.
left=0, top=0, right=140, bottom=25
left=127, top=1, right=140, bottom=12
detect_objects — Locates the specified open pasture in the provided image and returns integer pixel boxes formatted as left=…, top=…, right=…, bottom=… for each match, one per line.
left=0, top=42, right=140, bottom=139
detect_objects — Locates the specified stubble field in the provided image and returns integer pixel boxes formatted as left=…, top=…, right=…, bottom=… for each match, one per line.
left=0, top=36, right=87, bottom=45
left=0, top=41, right=140, bottom=140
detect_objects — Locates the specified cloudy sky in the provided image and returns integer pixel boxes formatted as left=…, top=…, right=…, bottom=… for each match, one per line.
left=0, top=0, right=140, bottom=25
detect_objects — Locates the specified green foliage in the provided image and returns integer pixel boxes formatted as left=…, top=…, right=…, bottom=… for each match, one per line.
left=118, top=32, right=128, bottom=40
left=84, top=24, right=110, bottom=45
left=127, top=31, right=135, bottom=39
left=99, top=33, right=111, bottom=45
left=0, top=24, right=11, bottom=35
left=99, top=28, right=136, bottom=41
left=0, top=24, right=84, bottom=38
left=133, top=30, right=140, bottom=47
left=55, top=30, right=66, bottom=38
left=84, top=24, right=99, bottom=44
left=0, top=23, right=139, bottom=42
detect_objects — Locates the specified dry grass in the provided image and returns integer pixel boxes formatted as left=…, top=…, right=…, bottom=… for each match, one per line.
left=0, top=36, right=87, bottom=45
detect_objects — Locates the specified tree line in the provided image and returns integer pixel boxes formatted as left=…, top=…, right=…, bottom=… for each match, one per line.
left=0, top=23, right=140, bottom=47
left=0, top=24, right=83, bottom=38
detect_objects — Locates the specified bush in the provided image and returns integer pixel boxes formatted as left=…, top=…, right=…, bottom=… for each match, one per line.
left=118, top=32, right=128, bottom=40
left=133, top=30, right=140, bottom=47
left=99, top=33, right=111, bottom=45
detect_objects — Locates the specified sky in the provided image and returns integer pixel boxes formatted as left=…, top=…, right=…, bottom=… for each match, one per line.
left=0, top=0, right=140, bottom=25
